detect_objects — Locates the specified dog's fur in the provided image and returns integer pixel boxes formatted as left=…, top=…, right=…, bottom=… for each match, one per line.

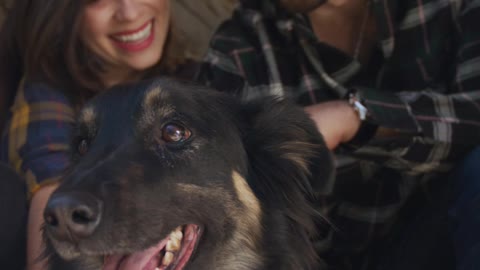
left=44, top=78, right=334, bottom=270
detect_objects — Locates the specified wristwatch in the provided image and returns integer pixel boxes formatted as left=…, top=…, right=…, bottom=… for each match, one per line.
left=348, top=89, right=368, bottom=121
left=344, top=89, right=378, bottom=148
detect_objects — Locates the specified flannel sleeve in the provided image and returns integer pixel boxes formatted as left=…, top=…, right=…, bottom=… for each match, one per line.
left=354, top=2, right=480, bottom=168
left=197, top=19, right=249, bottom=95
left=1, top=82, right=75, bottom=199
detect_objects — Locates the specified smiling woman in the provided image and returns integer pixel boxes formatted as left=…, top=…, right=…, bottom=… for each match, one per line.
left=0, top=1, right=228, bottom=270
left=80, top=0, right=172, bottom=87
left=0, top=0, right=187, bottom=95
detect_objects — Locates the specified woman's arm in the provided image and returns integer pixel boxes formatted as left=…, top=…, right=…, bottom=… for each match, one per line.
left=1, top=82, right=75, bottom=270
left=27, top=185, right=58, bottom=270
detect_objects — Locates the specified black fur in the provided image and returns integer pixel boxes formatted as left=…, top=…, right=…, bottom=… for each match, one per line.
left=43, top=78, right=334, bottom=270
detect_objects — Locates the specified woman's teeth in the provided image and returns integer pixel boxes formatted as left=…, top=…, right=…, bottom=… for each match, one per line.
left=113, top=22, right=152, bottom=43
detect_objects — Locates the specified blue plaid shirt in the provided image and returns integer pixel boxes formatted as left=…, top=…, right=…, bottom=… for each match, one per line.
left=1, top=81, right=75, bottom=199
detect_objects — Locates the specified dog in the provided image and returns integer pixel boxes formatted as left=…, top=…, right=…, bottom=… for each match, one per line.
left=43, top=78, right=334, bottom=270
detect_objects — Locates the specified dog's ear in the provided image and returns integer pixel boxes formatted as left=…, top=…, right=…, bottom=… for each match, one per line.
left=241, top=97, right=335, bottom=205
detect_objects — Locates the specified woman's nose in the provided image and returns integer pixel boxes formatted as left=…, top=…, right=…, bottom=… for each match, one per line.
left=114, top=0, right=142, bottom=22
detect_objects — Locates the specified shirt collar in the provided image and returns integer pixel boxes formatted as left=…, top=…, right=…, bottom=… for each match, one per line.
left=372, top=0, right=399, bottom=59
left=239, top=0, right=400, bottom=59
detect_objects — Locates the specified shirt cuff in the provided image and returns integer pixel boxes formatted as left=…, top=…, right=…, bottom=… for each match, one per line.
left=358, top=87, right=422, bottom=134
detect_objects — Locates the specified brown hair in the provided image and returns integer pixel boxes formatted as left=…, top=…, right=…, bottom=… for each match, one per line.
left=0, top=0, right=186, bottom=131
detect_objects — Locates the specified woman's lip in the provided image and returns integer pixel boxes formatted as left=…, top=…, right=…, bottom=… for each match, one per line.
left=112, top=19, right=152, bottom=37
left=110, top=21, right=155, bottom=53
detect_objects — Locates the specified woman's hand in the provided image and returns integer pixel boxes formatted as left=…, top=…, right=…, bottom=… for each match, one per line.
left=27, top=184, right=59, bottom=270
left=305, top=101, right=361, bottom=150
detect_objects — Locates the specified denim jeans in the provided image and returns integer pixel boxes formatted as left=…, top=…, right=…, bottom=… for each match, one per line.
left=449, top=146, right=480, bottom=270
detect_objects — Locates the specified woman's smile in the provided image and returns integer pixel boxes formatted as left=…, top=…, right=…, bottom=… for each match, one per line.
left=110, top=19, right=155, bottom=53
left=80, top=0, right=170, bottom=77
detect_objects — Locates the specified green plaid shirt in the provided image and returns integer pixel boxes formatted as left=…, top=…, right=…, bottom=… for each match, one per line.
left=198, top=0, right=480, bottom=267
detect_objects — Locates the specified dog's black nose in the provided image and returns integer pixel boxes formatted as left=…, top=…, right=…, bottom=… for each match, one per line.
left=44, top=192, right=102, bottom=241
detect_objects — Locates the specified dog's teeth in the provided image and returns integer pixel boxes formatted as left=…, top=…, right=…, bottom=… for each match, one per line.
left=166, top=237, right=181, bottom=252
left=162, top=251, right=174, bottom=266
left=170, top=226, right=183, bottom=240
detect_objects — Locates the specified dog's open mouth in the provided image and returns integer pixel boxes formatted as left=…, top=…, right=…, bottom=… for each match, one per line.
left=103, top=224, right=202, bottom=270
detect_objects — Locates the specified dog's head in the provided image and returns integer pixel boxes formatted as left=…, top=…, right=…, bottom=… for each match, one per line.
left=43, top=78, right=334, bottom=270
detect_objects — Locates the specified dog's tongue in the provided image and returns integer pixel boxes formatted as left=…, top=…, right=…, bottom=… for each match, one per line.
left=103, top=239, right=169, bottom=270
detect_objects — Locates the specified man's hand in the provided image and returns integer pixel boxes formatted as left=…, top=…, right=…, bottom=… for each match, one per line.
left=305, top=101, right=361, bottom=150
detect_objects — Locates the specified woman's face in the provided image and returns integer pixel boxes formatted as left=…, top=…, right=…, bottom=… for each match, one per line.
left=80, top=0, right=170, bottom=76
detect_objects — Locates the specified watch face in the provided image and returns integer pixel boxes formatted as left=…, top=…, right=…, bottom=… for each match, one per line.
left=348, top=91, right=368, bottom=121
left=278, top=0, right=327, bottom=13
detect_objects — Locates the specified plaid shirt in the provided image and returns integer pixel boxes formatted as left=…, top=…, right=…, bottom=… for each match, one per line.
left=198, top=0, right=480, bottom=267
left=1, top=81, right=75, bottom=199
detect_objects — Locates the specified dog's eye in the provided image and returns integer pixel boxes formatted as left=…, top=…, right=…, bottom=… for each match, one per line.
left=162, top=123, right=191, bottom=143
left=77, top=139, right=89, bottom=155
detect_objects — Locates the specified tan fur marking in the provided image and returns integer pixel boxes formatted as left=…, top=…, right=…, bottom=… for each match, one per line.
left=143, top=86, right=170, bottom=111
left=140, top=86, right=174, bottom=127
left=278, top=141, right=321, bottom=174
left=217, top=171, right=263, bottom=270
left=175, top=174, right=264, bottom=270
left=232, top=171, right=261, bottom=222
left=174, top=183, right=228, bottom=202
